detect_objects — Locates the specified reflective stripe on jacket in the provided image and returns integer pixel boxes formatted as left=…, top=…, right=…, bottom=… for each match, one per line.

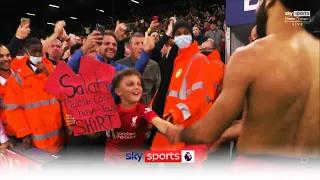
left=152, top=42, right=215, bottom=151
left=4, top=56, right=64, bottom=153
left=207, top=50, right=225, bottom=100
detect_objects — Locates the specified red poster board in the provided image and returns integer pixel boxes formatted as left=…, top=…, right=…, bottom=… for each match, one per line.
left=44, top=56, right=121, bottom=136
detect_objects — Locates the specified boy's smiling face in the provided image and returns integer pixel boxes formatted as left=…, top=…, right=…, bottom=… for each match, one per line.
left=115, top=75, right=143, bottom=104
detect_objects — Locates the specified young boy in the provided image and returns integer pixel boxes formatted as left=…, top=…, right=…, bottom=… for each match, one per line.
left=66, top=69, right=174, bottom=165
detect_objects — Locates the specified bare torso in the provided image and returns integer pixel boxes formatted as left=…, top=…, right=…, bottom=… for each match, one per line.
left=237, top=30, right=320, bottom=158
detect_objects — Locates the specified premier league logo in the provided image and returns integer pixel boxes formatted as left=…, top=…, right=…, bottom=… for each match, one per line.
left=181, top=150, right=195, bottom=163
left=184, top=152, right=192, bottom=162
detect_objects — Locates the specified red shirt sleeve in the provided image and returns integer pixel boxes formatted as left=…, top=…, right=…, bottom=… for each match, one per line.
left=139, top=104, right=158, bottom=124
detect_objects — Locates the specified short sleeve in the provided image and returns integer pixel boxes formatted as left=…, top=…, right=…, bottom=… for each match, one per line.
left=139, top=104, right=158, bottom=124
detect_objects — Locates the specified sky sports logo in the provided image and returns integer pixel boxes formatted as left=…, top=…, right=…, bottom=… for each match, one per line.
left=125, top=150, right=195, bottom=163
left=285, top=11, right=311, bottom=24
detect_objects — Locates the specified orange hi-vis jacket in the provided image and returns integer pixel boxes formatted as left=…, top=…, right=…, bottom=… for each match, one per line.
left=4, top=56, right=65, bottom=153
left=152, top=42, right=215, bottom=151
left=0, top=69, right=16, bottom=136
left=207, top=50, right=225, bottom=100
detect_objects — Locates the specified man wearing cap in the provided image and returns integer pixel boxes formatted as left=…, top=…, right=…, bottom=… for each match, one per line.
left=151, top=20, right=214, bottom=164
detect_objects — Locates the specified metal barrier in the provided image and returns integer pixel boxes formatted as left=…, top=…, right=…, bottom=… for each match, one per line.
left=0, top=143, right=61, bottom=173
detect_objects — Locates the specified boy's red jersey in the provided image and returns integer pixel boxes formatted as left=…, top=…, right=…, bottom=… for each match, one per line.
left=104, top=103, right=158, bottom=164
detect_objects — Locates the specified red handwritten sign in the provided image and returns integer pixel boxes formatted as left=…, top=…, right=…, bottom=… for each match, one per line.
left=44, top=56, right=121, bottom=136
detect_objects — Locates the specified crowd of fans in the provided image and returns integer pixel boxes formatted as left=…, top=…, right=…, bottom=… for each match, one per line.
left=1, top=0, right=320, bottom=173
left=0, top=1, right=227, bottom=168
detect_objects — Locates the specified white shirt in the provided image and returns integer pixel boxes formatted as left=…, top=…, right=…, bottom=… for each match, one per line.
left=0, top=69, right=14, bottom=86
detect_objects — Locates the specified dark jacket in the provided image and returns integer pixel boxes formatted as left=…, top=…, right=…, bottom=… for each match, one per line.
left=146, top=44, right=179, bottom=147
left=194, top=35, right=208, bottom=46
left=7, top=36, right=24, bottom=58
left=150, top=34, right=170, bottom=62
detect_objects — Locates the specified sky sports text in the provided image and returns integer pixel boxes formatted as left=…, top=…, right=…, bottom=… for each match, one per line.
left=125, top=150, right=195, bottom=163
left=285, top=11, right=311, bottom=17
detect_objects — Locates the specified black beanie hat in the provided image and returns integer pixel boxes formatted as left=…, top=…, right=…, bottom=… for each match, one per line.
left=173, top=19, right=193, bottom=36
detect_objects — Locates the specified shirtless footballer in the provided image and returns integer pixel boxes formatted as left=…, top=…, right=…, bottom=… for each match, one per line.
left=167, top=0, right=320, bottom=162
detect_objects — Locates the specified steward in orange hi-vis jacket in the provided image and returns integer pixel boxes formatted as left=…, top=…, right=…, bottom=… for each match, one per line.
left=4, top=54, right=65, bottom=153
left=0, top=70, right=16, bottom=137
left=0, top=45, right=19, bottom=137
left=152, top=41, right=215, bottom=151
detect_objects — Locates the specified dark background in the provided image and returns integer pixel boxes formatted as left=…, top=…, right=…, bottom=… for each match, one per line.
left=0, top=0, right=225, bottom=43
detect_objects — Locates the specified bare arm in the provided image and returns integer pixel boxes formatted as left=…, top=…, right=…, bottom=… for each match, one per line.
left=208, top=120, right=244, bottom=152
left=42, top=21, right=65, bottom=54
left=42, top=34, right=59, bottom=55
left=151, top=117, right=174, bottom=135
left=179, top=48, right=254, bottom=144
left=220, top=120, right=244, bottom=141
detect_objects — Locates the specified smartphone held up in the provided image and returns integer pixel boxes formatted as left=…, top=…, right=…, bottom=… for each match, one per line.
left=95, top=23, right=105, bottom=45
left=153, top=16, right=159, bottom=22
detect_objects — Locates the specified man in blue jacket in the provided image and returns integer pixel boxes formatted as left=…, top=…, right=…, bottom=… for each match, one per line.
left=68, top=30, right=154, bottom=76
left=65, top=29, right=155, bottom=165
left=68, top=30, right=155, bottom=101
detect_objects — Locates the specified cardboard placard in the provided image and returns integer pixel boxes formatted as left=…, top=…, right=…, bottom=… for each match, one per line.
left=44, top=56, right=121, bottom=136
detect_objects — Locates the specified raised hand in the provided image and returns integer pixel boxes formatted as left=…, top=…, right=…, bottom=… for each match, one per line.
left=16, top=23, right=31, bottom=40
left=115, top=21, right=127, bottom=41
left=170, top=16, right=177, bottom=25
left=150, top=21, right=160, bottom=31
left=54, top=20, right=66, bottom=37
left=81, top=30, right=103, bottom=54
left=166, top=20, right=174, bottom=37
left=143, top=31, right=155, bottom=53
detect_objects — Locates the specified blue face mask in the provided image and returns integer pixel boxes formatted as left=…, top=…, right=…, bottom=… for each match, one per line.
left=174, top=35, right=192, bottom=49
